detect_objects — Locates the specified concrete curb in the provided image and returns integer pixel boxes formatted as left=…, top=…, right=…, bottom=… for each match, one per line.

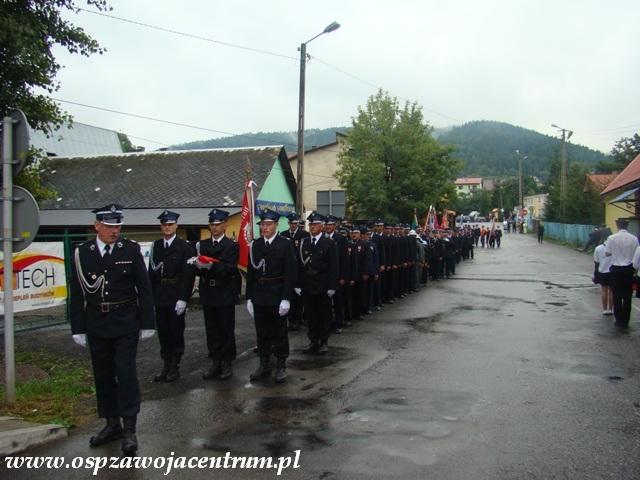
left=0, top=416, right=67, bottom=455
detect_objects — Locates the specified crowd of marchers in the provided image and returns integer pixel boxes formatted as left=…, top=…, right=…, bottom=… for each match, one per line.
left=69, top=204, right=505, bottom=455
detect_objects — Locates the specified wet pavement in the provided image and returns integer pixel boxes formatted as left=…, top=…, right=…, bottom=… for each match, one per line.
left=2, top=232, right=640, bottom=478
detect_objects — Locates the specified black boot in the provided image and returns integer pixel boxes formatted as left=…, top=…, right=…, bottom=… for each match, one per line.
left=165, top=356, right=180, bottom=382
left=89, top=417, right=123, bottom=447
left=249, top=357, right=271, bottom=381
left=203, top=359, right=221, bottom=380
left=302, top=340, right=319, bottom=354
left=274, top=358, right=287, bottom=383
left=121, top=416, right=138, bottom=455
left=219, top=360, right=233, bottom=380
left=317, top=341, right=329, bottom=355
left=153, top=358, right=170, bottom=382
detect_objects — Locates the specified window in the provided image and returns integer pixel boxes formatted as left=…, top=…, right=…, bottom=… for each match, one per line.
left=317, top=190, right=346, bottom=217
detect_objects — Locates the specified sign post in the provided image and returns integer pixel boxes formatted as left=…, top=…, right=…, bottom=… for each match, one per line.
left=1, top=110, right=33, bottom=404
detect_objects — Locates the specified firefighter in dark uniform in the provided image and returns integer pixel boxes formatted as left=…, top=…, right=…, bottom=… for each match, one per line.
left=246, top=209, right=297, bottom=383
left=349, top=225, right=372, bottom=320
left=189, top=208, right=239, bottom=381
left=298, top=213, right=339, bottom=354
left=324, top=215, right=350, bottom=331
left=280, top=212, right=310, bottom=331
left=70, top=204, right=155, bottom=455
left=382, top=223, right=397, bottom=303
left=148, top=210, right=195, bottom=383
left=370, top=219, right=386, bottom=310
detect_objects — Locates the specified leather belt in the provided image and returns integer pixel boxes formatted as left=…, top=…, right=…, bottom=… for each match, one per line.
left=160, top=278, right=178, bottom=286
left=88, top=297, right=138, bottom=313
left=256, top=276, right=283, bottom=285
left=208, top=277, right=232, bottom=287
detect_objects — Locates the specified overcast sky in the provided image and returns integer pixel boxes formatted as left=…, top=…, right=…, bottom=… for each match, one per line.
left=53, top=0, right=640, bottom=154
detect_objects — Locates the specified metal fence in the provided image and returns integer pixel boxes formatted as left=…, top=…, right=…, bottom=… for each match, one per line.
left=527, top=219, right=596, bottom=247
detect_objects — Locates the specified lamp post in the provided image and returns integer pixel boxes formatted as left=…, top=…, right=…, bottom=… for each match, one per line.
left=551, top=124, right=573, bottom=222
left=296, top=21, right=340, bottom=216
left=515, top=149, right=527, bottom=210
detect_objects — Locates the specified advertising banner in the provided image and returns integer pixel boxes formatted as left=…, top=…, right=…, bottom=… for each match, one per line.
left=0, top=242, right=67, bottom=313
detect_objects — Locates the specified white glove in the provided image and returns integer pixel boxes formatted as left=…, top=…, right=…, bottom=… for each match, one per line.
left=327, top=289, right=336, bottom=297
left=139, top=329, right=155, bottom=340
left=72, top=334, right=87, bottom=347
left=278, top=299, right=290, bottom=316
left=294, top=288, right=302, bottom=296
left=246, top=299, right=254, bottom=317
left=175, top=300, right=187, bottom=316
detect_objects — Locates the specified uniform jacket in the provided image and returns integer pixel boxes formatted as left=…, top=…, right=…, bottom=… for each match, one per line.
left=349, top=239, right=372, bottom=281
left=70, top=237, right=155, bottom=337
left=297, top=235, right=339, bottom=294
left=246, top=235, right=297, bottom=306
left=192, top=236, right=239, bottom=306
left=280, top=228, right=310, bottom=258
left=326, top=231, right=350, bottom=282
left=370, top=233, right=386, bottom=270
left=148, top=237, right=195, bottom=306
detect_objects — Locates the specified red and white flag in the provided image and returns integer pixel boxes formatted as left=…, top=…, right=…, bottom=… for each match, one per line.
left=238, top=180, right=257, bottom=271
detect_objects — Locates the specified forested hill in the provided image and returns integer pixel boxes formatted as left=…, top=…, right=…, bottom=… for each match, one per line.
left=170, top=121, right=609, bottom=179
left=436, top=120, right=609, bottom=179
left=171, top=127, right=347, bottom=151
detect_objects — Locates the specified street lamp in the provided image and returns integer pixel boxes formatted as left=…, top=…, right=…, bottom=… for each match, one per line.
left=296, top=21, right=340, bottom=216
left=515, top=149, right=527, bottom=209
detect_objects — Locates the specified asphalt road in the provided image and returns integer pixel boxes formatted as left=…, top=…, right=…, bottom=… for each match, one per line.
left=3, top=232, right=640, bottom=479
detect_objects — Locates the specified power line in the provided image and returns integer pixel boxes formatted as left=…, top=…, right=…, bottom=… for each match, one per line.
left=78, top=8, right=462, bottom=125
left=312, top=56, right=463, bottom=123
left=77, top=8, right=297, bottom=61
left=53, top=97, right=304, bottom=149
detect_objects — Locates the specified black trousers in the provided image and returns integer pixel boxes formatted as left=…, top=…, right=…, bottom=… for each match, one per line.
left=288, top=294, right=304, bottom=327
left=155, top=305, right=186, bottom=360
left=203, top=305, right=236, bottom=361
left=88, top=332, right=140, bottom=418
left=304, top=293, right=332, bottom=343
left=254, top=304, right=289, bottom=359
left=332, top=284, right=346, bottom=327
left=610, top=265, right=634, bottom=325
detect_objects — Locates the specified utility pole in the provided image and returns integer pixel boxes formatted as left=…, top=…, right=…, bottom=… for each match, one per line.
left=515, top=149, right=527, bottom=209
left=552, top=124, right=573, bottom=222
left=295, top=22, right=340, bottom=217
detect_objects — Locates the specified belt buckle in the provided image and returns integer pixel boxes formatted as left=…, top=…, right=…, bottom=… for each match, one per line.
left=210, top=279, right=216, bottom=287
left=100, top=303, right=109, bottom=313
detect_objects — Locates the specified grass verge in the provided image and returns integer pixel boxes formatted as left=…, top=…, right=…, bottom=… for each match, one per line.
left=0, top=350, right=95, bottom=427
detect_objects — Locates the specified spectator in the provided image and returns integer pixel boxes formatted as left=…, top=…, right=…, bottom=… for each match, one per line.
left=594, top=239, right=613, bottom=315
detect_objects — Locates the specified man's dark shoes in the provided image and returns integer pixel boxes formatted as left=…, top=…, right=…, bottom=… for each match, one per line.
left=203, top=359, right=222, bottom=380
left=219, top=360, right=233, bottom=380
left=249, top=357, right=271, bottom=381
left=274, top=358, right=287, bottom=383
left=121, top=417, right=138, bottom=456
left=89, top=418, right=122, bottom=447
left=153, top=359, right=170, bottom=382
left=302, top=342, right=319, bottom=354
left=165, top=357, right=180, bottom=382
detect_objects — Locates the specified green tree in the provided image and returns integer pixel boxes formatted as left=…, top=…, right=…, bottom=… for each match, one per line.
left=0, top=0, right=109, bottom=132
left=1, top=0, right=109, bottom=201
left=336, top=90, right=459, bottom=222
left=595, top=133, right=640, bottom=173
left=544, top=153, right=602, bottom=224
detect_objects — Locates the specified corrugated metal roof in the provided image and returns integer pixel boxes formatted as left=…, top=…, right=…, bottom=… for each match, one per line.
left=30, top=122, right=123, bottom=157
left=39, top=207, right=240, bottom=227
left=41, top=146, right=295, bottom=210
